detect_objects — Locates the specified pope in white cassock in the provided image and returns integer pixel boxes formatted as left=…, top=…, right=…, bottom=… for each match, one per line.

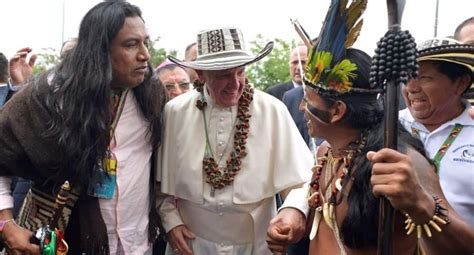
left=156, top=27, right=314, bottom=255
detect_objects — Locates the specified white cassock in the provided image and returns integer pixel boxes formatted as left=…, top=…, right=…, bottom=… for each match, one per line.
left=156, top=88, right=313, bottom=255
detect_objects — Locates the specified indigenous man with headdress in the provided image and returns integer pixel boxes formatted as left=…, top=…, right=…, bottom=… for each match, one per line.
left=266, top=1, right=474, bottom=254
left=400, top=38, right=474, bottom=228
left=156, top=28, right=313, bottom=255
left=0, top=1, right=165, bottom=254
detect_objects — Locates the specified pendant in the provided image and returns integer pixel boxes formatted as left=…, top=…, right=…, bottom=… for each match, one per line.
left=335, top=178, right=343, bottom=191
left=329, top=203, right=335, bottom=222
left=310, top=207, right=322, bottom=240
left=323, top=202, right=333, bottom=230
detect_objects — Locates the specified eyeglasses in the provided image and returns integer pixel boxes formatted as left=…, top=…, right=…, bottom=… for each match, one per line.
left=165, top=83, right=190, bottom=92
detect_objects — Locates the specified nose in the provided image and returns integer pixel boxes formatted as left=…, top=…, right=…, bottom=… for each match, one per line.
left=138, top=43, right=150, bottom=62
left=299, top=98, right=305, bottom=113
left=228, top=73, right=240, bottom=88
left=174, top=87, right=183, bottom=95
left=168, top=85, right=183, bottom=97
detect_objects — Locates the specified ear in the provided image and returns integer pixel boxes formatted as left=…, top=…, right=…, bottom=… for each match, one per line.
left=455, top=74, right=472, bottom=95
left=195, top=70, right=205, bottom=80
left=329, top=100, right=347, bottom=124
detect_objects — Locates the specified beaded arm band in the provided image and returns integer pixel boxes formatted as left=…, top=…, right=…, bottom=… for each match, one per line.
left=404, top=195, right=450, bottom=238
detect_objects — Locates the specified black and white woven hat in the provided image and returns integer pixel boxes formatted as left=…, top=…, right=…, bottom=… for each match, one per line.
left=168, top=28, right=273, bottom=71
left=417, top=37, right=474, bottom=72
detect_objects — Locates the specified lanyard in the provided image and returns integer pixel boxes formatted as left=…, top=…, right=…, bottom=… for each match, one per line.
left=104, top=89, right=129, bottom=173
left=109, top=89, right=129, bottom=141
left=412, top=123, right=464, bottom=174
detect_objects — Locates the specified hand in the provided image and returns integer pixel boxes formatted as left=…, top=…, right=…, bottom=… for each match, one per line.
left=166, top=225, right=195, bottom=255
left=368, top=148, right=434, bottom=220
left=9, top=47, right=36, bottom=85
left=2, top=221, right=40, bottom=255
left=266, top=208, right=306, bottom=254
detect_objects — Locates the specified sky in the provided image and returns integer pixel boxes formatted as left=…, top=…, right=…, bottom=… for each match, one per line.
left=1, top=0, right=473, bottom=61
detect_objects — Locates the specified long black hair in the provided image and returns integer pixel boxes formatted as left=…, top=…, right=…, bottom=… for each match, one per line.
left=40, top=0, right=165, bottom=185
left=318, top=49, right=430, bottom=249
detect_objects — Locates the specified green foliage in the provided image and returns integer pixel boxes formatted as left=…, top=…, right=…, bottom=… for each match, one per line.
left=149, top=39, right=177, bottom=68
left=32, top=48, right=60, bottom=75
left=246, top=35, right=295, bottom=91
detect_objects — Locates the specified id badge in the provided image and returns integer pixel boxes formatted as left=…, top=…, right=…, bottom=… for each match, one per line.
left=87, top=158, right=117, bottom=199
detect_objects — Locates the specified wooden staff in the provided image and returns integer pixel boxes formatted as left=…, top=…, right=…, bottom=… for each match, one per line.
left=377, top=1, right=406, bottom=254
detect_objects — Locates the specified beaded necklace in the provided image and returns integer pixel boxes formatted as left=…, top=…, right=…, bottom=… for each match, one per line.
left=411, top=124, right=463, bottom=174
left=307, top=133, right=367, bottom=244
left=196, top=84, right=254, bottom=196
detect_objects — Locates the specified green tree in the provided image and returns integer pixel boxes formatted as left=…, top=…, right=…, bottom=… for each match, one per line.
left=246, top=35, right=295, bottom=91
left=32, top=48, right=60, bottom=75
left=149, top=38, right=177, bottom=69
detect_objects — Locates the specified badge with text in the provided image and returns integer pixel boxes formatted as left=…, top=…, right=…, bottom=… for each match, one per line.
left=87, top=154, right=117, bottom=199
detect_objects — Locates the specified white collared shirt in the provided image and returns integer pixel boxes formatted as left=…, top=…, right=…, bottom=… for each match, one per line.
left=291, top=80, right=302, bottom=88
left=399, top=102, right=474, bottom=227
left=100, top=91, right=152, bottom=254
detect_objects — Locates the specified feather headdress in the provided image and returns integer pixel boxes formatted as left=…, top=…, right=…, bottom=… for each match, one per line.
left=305, top=0, right=369, bottom=94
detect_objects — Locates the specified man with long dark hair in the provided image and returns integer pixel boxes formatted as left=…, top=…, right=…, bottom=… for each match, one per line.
left=0, top=1, right=166, bottom=254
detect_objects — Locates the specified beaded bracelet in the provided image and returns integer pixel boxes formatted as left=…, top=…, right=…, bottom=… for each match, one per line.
left=404, top=195, right=450, bottom=238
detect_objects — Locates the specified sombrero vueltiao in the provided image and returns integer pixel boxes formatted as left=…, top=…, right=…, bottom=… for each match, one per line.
left=168, top=28, right=273, bottom=71
left=417, top=37, right=474, bottom=72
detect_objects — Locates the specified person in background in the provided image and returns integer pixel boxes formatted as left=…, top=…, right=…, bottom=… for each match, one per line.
left=59, top=38, right=78, bottom=59
left=155, top=61, right=191, bottom=99
left=1, top=49, right=36, bottom=219
left=151, top=60, right=190, bottom=254
left=266, top=45, right=307, bottom=101
left=454, top=17, right=474, bottom=105
left=0, top=1, right=166, bottom=253
left=4, top=47, right=36, bottom=97
left=183, top=42, right=199, bottom=85
left=9, top=40, right=78, bottom=219
left=280, top=44, right=317, bottom=149
left=0, top=53, right=10, bottom=106
left=157, top=27, right=313, bottom=255
left=455, top=17, right=474, bottom=45
left=279, top=44, right=319, bottom=255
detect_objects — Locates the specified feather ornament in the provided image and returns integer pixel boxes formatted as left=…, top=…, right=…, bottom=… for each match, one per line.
left=306, top=50, right=333, bottom=84
left=305, top=0, right=368, bottom=94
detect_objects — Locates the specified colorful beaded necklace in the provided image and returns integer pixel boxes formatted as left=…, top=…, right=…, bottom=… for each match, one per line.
left=307, top=133, right=367, bottom=242
left=196, top=84, right=254, bottom=196
left=411, top=123, right=463, bottom=174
